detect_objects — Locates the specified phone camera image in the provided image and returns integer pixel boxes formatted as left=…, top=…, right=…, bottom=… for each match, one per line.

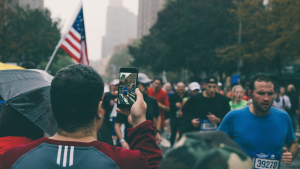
left=117, top=72, right=137, bottom=107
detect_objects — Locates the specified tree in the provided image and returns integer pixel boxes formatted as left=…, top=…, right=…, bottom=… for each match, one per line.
left=0, top=3, right=61, bottom=66
left=39, top=52, right=74, bottom=75
left=217, top=0, right=300, bottom=77
left=129, top=0, right=237, bottom=80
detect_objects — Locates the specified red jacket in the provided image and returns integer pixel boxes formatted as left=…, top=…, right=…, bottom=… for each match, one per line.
left=0, top=136, right=34, bottom=156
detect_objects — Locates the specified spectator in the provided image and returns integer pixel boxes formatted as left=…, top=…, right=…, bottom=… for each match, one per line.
left=158, top=131, right=253, bottom=169
left=164, top=82, right=173, bottom=140
left=280, top=86, right=292, bottom=110
left=20, top=61, right=36, bottom=69
left=0, top=105, right=44, bottom=156
left=273, top=86, right=291, bottom=111
left=169, top=82, right=188, bottom=146
left=102, top=79, right=119, bottom=135
left=0, top=64, right=162, bottom=169
left=229, top=85, right=248, bottom=110
left=286, top=84, right=299, bottom=133
left=217, top=82, right=224, bottom=95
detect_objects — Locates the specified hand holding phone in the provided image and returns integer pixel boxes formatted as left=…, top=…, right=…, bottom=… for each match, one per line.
left=114, top=88, right=147, bottom=128
left=117, top=68, right=138, bottom=109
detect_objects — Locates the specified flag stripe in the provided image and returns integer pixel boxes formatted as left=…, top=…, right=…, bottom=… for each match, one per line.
left=61, top=41, right=80, bottom=59
left=69, top=31, right=80, bottom=44
left=63, top=146, right=68, bottom=167
left=69, top=27, right=81, bottom=40
left=64, top=38, right=80, bottom=53
left=80, top=41, right=89, bottom=65
left=65, top=34, right=81, bottom=50
left=61, top=45, right=80, bottom=63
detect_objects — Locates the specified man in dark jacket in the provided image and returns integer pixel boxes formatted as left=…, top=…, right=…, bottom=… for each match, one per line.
left=182, top=75, right=230, bottom=133
left=0, top=65, right=162, bottom=169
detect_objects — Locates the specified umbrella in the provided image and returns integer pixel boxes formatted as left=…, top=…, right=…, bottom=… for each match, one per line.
left=0, top=62, right=25, bottom=70
left=0, top=69, right=113, bottom=145
left=0, top=69, right=57, bottom=135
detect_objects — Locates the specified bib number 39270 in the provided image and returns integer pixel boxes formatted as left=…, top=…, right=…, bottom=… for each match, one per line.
left=251, top=152, right=280, bottom=169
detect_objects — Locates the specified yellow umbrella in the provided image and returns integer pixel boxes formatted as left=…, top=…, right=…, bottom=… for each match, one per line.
left=0, top=62, right=25, bottom=70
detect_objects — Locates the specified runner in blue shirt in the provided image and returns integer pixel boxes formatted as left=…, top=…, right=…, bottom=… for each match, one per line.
left=217, top=74, right=298, bottom=169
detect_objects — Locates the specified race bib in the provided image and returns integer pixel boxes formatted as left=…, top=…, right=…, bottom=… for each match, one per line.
left=176, top=109, right=180, bottom=118
left=200, top=119, right=217, bottom=131
left=251, top=152, right=280, bottom=169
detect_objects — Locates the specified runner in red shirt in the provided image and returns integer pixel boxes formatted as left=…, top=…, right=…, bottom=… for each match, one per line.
left=148, top=77, right=170, bottom=131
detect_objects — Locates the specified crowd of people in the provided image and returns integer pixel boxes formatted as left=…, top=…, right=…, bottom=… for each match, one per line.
left=0, top=64, right=299, bottom=168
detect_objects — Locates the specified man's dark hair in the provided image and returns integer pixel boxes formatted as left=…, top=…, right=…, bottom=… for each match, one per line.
left=21, top=61, right=36, bottom=69
left=0, top=105, right=44, bottom=140
left=153, top=77, right=163, bottom=84
left=50, top=64, right=104, bottom=133
left=249, top=73, right=274, bottom=91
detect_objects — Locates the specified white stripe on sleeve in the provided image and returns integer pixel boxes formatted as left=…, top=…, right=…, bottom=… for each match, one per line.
left=69, top=146, right=74, bottom=166
left=56, top=145, right=62, bottom=165
left=63, top=146, right=68, bottom=167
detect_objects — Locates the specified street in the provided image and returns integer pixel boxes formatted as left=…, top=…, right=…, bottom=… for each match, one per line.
left=158, top=121, right=300, bottom=169
left=118, top=92, right=135, bottom=105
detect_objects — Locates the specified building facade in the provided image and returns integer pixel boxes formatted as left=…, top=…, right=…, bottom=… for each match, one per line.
left=102, top=0, right=137, bottom=59
left=18, top=0, right=43, bottom=10
left=137, top=0, right=166, bottom=38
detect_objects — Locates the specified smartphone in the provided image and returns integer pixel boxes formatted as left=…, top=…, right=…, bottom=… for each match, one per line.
left=117, top=67, right=138, bottom=109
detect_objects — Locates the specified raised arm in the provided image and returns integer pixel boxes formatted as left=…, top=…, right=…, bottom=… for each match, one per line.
left=115, top=89, right=163, bottom=168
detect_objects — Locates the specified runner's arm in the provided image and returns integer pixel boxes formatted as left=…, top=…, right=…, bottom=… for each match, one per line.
left=158, top=93, right=170, bottom=111
left=158, top=102, right=169, bottom=111
left=288, top=139, right=298, bottom=159
left=114, top=122, right=124, bottom=141
left=154, top=115, right=161, bottom=130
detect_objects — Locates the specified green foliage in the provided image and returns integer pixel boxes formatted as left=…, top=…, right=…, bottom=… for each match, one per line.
left=39, top=52, right=74, bottom=75
left=0, top=2, right=61, bottom=66
left=129, top=0, right=237, bottom=79
left=218, top=0, right=300, bottom=76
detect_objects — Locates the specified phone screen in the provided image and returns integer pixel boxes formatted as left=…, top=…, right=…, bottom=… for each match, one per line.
left=117, top=70, right=138, bottom=109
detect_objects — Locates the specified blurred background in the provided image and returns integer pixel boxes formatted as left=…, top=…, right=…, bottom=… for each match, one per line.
left=1, top=0, right=300, bottom=91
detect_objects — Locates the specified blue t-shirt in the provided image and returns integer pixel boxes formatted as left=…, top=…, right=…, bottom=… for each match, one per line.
left=217, top=107, right=295, bottom=157
left=124, top=87, right=128, bottom=93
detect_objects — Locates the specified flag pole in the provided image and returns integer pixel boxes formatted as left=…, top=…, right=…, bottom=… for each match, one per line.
left=45, top=1, right=83, bottom=72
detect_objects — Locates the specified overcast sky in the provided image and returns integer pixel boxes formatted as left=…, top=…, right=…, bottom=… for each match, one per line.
left=44, top=0, right=139, bottom=61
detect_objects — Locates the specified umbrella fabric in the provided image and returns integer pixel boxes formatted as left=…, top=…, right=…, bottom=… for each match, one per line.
left=0, top=62, right=24, bottom=70
left=0, top=69, right=57, bottom=135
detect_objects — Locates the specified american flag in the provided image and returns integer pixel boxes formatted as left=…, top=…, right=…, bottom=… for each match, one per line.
left=61, top=6, right=89, bottom=65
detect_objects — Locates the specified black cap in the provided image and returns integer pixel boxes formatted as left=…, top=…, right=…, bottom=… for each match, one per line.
left=205, top=75, right=218, bottom=84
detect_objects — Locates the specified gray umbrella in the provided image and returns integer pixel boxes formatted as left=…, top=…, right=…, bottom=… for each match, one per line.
left=0, top=69, right=57, bottom=135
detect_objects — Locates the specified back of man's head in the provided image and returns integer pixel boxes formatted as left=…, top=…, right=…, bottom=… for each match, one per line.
left=50, top=64, right=104, bottom=134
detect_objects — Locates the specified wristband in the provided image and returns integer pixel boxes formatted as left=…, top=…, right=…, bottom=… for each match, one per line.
left=119, top=139, right=125, bottom=144
left=156, top=130, right=161, bottom=133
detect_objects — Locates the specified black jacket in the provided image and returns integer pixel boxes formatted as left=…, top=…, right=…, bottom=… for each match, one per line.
left=181, top=92, right=230, bottom=133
